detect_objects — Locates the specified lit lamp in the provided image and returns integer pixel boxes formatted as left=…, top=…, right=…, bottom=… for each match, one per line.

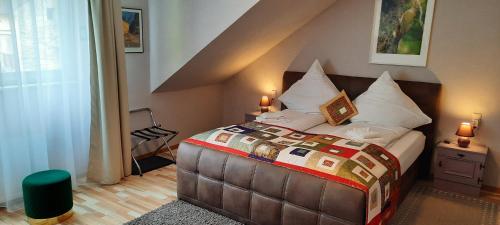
left=456, top=122, right=474, bottom=148
left=259, top=96, right=271, bottom=113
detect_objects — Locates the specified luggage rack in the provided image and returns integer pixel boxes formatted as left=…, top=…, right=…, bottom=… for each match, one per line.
left=130, top=108, right=178, bottom=176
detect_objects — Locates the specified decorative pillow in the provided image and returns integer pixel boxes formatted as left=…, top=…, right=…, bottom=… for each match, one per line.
left=320, top=90, right=358, bottom=126
left=350, top=71, right=432, bottom=129
left=278, top=59, right=340, bottom=113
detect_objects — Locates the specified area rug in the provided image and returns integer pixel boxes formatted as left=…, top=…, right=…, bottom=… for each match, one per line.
left=125, top=200, right=242, bottom=225
left=131, top=156, right=175, bottom=176
left=389, top=184, right=499, bottom=225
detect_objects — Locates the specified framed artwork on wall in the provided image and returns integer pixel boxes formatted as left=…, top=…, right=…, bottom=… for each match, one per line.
left=122, top=8, right=143, bottom=53
left=369, top=0, right=435, bottom=67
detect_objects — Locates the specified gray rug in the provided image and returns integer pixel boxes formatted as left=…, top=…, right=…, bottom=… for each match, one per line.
left=389, top=184, right=499, bottom=225
left=125, top=200, right=242, bottom=225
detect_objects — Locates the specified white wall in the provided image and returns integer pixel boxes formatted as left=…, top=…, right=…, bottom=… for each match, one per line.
left=148, top=0, right=257, bottom=91
left=121, top=0, right=151, bottom=110
left=122, top=0, right=224, bottom=156
left=223, top=0, right=500, bottom=187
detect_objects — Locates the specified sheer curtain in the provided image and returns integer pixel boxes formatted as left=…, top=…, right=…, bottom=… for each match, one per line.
left=0, top=0, right=90, bottom=211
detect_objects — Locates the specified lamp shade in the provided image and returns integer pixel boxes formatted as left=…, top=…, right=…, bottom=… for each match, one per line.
left=259, top=96, right=271, bottom=107
left=456, top=122, right=474, bottom=137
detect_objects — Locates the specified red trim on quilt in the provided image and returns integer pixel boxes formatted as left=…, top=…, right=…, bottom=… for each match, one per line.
left=367, top=214, right=381, bottom=225
left=183, top=138, right=248, bottom=157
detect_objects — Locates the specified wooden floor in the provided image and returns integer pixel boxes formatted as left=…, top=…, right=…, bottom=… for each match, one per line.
left=0, top=164, right=178, bottom=225
left=480, top=186, right=500, bottom=203
left=2, top=157, right=500, bottom=225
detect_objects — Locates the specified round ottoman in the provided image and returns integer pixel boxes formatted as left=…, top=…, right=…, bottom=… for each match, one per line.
left=22, top=170, right=73, bottom=225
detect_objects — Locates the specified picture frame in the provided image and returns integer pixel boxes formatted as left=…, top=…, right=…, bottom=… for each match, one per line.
left=122, top=8, right=143, bottom=53
left=369, top=0, right=435, bottom=67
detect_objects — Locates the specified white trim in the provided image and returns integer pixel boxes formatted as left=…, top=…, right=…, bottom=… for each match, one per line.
left=369, top=0, right=435, bottom=67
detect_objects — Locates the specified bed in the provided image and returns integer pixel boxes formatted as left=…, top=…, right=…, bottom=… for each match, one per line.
left=176, top=71, right=441, bottom=225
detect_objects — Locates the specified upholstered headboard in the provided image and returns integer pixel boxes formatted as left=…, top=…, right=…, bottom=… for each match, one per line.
left=281, top=71, right=441, bottom=177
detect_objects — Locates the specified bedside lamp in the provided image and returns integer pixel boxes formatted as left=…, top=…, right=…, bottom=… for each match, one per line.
left=259, top=96, right=271, bottom=113
left=456, top=122, right=474, bottom=148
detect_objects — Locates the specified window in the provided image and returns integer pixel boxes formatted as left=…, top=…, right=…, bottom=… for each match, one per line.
left=0, top=0, right=89, bottom=88
left=0, top=0, right=90, bottom=211
left=0, top=15, right=15, bottom=73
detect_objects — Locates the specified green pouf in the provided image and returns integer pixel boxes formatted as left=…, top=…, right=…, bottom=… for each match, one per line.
left=22, top=170, right=73, bottom=220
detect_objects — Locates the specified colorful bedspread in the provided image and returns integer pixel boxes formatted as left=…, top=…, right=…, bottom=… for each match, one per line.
left=184, top=122, right=401, bottom=225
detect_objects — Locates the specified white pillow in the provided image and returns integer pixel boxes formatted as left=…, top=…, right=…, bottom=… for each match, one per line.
left=350, top=71, right=431, bottom=129
left=278, top=59, right=340, bottom=113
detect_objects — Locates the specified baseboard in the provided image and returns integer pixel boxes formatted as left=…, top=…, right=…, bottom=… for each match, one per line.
left=482, top=185, right=500, bottom=194
left=136, top=144, right=179, bottom=160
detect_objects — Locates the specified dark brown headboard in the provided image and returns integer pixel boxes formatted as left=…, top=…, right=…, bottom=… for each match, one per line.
left=282, top=71, right=441, bottom=177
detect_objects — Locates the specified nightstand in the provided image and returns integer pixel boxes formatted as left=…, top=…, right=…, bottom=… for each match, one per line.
left=245, top=111, right=262, bottom=122
left=434, top=142, right=488, bottom=196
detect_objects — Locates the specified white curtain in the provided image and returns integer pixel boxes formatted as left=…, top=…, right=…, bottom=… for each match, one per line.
left=0, top=0, right=90, bottom=211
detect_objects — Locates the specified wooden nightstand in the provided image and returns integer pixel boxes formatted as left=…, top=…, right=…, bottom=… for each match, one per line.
left=434, top=142, right=488, bottom=196
left=245, top=111, right=262, bottom=122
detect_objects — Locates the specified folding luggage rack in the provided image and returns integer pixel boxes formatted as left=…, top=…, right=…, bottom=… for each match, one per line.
left=130, top=108, right=178, bottom=176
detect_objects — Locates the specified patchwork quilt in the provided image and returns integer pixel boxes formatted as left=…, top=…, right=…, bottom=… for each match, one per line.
left=184, top=122, right=401, bottom=225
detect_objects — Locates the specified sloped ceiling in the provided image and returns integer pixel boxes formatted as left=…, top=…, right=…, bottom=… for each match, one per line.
left=153, top=0, right=336, bottom=92
left=148, top=0, right=259, bottom=92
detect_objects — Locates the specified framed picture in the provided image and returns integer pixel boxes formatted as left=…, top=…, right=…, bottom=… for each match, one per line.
left=369, top=0, right=435, bottom=67
left=122, top=8, right=143, bottom=53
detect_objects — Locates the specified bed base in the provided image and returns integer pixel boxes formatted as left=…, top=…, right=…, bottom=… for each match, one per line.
left=177, top=142, right=420, bottom=225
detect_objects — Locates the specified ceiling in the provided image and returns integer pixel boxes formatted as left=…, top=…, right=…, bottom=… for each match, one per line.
left=151, top=0, right=336, bottom=92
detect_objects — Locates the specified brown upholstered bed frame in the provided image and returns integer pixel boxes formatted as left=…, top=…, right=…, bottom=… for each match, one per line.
left=177, top=71, right=441, bottom=225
